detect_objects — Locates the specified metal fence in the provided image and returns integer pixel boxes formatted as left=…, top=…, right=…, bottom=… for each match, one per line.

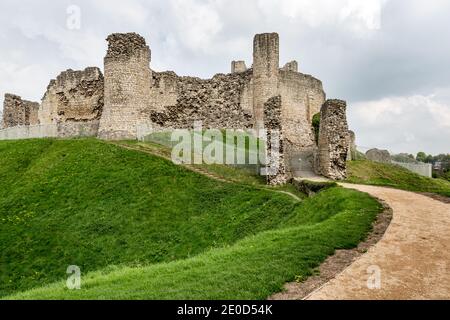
left=0, top=121, right=99, bottom=140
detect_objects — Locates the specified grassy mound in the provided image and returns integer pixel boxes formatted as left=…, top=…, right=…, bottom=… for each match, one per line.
left=0, top=139, right=298, bottom=297
left=347, top=160, right=450, bottom=197
left=0, top=139, right=382, bottom=299
left=7, top=188, right=381, bottom=300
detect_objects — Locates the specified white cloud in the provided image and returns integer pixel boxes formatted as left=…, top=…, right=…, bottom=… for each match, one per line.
left=170, top=0, right=223, bottom=54
left=340, top=0, right=386, bottom=31
left=257, top=0, right=388, bottom=36
left=349, top=92, right=450, bottom=154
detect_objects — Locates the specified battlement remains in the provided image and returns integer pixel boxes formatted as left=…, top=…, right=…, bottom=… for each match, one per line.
left=105, top=33, right=150, bottom=60
left=2, top=94, right=39, bottom=128
left=231, top=61, right=247, bottom=73
left=39, top=67, right=104, bottom=125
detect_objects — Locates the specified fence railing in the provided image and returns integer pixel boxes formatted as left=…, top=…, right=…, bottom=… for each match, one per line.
left=0, top=121, right=99, bottom=140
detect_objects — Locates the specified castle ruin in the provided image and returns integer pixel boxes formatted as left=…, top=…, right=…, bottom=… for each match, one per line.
left=1, top=32, right=350, bottom=183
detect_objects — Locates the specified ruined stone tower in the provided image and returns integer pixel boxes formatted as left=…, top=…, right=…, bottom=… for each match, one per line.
left=252, top=33, right=280, bottom=130
left=98, top=33, right=153, bottom=140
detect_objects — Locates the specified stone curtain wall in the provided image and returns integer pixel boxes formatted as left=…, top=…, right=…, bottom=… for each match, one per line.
left=2, top=94, right=39, bottom=128
left=279, top=71, right=325, bottom=153
left=317, top=99, right=349, bottom=180
left=264, top=95, right=288, bottom=185
left=39, top=68, right=104, bottom=126
left=146, top=70, right=254, bottom=129
left=98, top=33, right=153, bottom=140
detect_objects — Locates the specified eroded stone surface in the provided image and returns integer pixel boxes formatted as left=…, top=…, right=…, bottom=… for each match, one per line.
left=99, top=33, right=152, bottom=140
left=264, top=95, right=288, bottom=185
left=317, top=99, right=349, bottom=180
left=146, top=71, right=254, bottom=129
left=2, top=94, right=39, bottom=128
left=39, top=67, right=104, bottom=125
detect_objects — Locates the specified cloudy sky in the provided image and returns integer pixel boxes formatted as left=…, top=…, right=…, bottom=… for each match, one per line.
left=0, top=0, right=449, bottom=154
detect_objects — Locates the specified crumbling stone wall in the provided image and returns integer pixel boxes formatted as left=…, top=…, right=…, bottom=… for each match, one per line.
left=264, top=95, right=288, bottom=185
left=282, top=61, right=298, bottom=72
left=98, top=33, right=153, bottom=140
left=145, top=70, right=254, bottom=129
left=39, top=67, right=104, bottom=125
left=2, top=94, right=39, bottom=128
left=317, top=99, right=349, bottom=180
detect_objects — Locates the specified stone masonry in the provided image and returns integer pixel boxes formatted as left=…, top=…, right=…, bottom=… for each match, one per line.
left=98, top=33, right=152, bottom=140
left=317, top=99, right=349, bottom=180
left=1, top=31, right=350, bottom=183
left=146, top=70, right=254, bottom=130
left=252, top=33, right=280, bottom=131
left=2, top=94, right=39, bottom=128
left=39, top=67, right=104, bottom=125
left=264, top=95, right=288, bottom=185
left=231, top=61, right=247, bottom=73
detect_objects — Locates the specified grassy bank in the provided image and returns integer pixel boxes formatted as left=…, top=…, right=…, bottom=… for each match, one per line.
left=346, top=160, right=450, bottom=197
left=7, top=187, right=381, bottom=300
left=0, top=139, right=382, bottom=299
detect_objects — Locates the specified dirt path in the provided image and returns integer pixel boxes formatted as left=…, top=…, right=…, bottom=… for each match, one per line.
left=305, top=183, right=450, bottom=300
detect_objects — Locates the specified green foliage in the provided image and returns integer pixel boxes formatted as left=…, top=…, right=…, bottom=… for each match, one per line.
left=391, top=153, right=418, bottom=163
left=0, top=139, right=382, bottom=300
left=312, top=112, right=321, bottom=144
left=416, top=151, right=427, bottom=163
left=346, top=160, right=450, bottom=197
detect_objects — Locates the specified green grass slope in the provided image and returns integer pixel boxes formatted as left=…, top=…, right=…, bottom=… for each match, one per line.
left=0, top=139, right=298, bottom=297
left=0, top=139, right=382, bottom=299
left=8, top=187, right=381, bottom=300
left=346, top=160, right=450, bottom=197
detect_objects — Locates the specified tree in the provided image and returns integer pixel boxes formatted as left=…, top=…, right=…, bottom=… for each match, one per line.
left=416, top=151, right=427, bottom=163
